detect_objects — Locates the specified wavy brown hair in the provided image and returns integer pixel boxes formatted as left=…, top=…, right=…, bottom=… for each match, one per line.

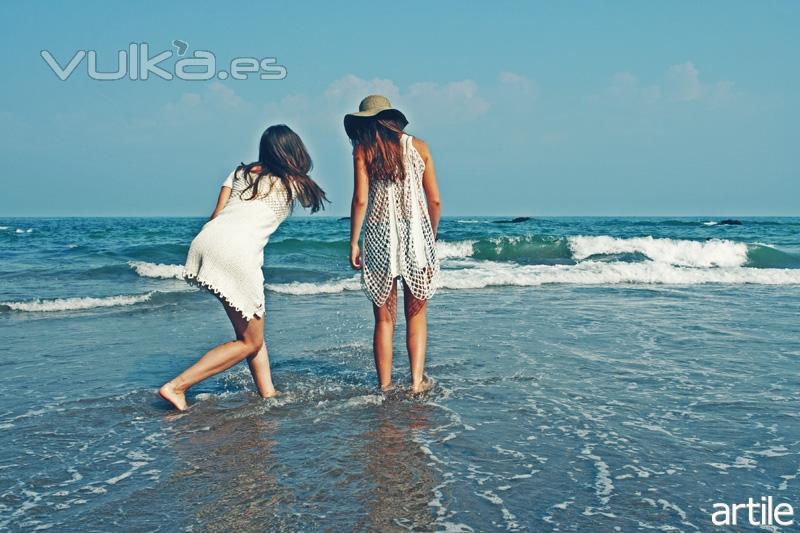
left=346, top=117, right=406, bottom=182
left=237, top=125, right=328, bottom=213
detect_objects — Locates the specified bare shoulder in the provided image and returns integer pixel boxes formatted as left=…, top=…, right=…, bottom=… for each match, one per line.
left=411, top=137, right=432, bottom=159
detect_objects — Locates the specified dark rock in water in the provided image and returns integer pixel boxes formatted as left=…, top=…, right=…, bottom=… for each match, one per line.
left=338, top=217, right=350, bottom=221
left=718, top=219, right=742, bottom=225
left=493, top=216, right=532, bottom=224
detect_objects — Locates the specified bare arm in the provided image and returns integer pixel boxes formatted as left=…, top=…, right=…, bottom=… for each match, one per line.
left=209, top=186, right=232, bottom=221
left=414, top=138, right=442, bottom=238
left=349, top=148, right=369, bottom=269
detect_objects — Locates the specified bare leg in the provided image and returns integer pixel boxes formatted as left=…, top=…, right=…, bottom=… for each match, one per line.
left=159, top=302, right=263, bottom=411
left=404, top=284, right=432, bottom=394
left=372, top=282, right=398, bottom=391
left=247, top=342, right=278, bottom=398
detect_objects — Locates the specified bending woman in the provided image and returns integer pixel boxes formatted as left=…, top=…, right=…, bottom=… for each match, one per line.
left=159, top=125, right=327, bottom=411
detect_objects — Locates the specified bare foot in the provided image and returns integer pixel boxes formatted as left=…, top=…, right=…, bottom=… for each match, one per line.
left=159, top=382, right=188, bottom=411
left=380, top=382, right=396, bottom=393
left=411, top=376, right=434, bottom=394
left=259, top=389, right=281, bottom=399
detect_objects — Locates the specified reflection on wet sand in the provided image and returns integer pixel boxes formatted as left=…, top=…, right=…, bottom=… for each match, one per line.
left=165, top=405, right=283, bottom=531
left=148, top=393, right=444, bottom=530
left=352, top=401, right=439, bottom=531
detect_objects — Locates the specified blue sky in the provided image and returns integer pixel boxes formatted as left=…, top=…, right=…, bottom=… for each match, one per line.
left=1, top=1, right=797, bottom=216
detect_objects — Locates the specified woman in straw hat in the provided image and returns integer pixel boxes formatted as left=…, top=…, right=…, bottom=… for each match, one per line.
left=345, top=95, right=442, bottom=393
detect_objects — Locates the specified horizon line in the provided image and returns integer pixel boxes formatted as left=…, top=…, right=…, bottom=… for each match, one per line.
left=2, top=214, right=799, bottom=219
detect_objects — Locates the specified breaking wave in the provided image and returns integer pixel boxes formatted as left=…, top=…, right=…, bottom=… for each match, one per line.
left=0, top=292, right=156, bottom=312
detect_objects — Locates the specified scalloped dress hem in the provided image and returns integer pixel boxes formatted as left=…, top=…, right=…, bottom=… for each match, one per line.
left=183, top=270, right=263, bottom=322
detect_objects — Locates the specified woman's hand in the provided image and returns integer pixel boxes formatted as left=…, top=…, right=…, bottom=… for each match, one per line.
left=350, top=242, right=362, bottom=269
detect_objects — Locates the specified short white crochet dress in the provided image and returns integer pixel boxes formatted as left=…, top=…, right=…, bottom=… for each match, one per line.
left=183, top=168, right=291, bottom=321
left=362, top=134, right=440, bottom=306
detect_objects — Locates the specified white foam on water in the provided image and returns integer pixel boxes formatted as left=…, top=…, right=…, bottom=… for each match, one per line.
left=266, top=276, right=361, bottom=295
left=15, top=228, right=33, bottom=234
left=476, top=490, right=520, bottom=530
left=128, top=261, right=184, bottom=279
left=580, top=444, right=614, bottom=505
left=437, top=240, right=476, bottom=259
left=105, top=464, right=142, bottom=485
left=438, top=260, right=800, bottom=289
left=263, top=233, right=800, bottom=295
left=341, top=394, right=385, bottom=409
left=748, top=445, right=790, bottom=457
left=568, top=235, right=748, bottom=267
left=778, top=465, right=800, bottom=491
left=2, top=292, right=154, bottom=312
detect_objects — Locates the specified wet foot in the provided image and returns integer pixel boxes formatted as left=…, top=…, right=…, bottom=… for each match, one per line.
left=380, top=382, right=396, bottom=393
left=411, top=376, right=434, bottom=394
left=159, top=382, right=188, bottom=411
left=259, top=389, right=281, bottom=399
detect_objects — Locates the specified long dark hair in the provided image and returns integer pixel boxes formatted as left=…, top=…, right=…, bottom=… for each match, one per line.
left=346, top=117, right=406, bottom=182
left=237, top=125, right=328, bottom=213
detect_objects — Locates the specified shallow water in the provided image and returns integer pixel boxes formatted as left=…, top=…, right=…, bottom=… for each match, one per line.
left=1, top=217, right=799, bottom=530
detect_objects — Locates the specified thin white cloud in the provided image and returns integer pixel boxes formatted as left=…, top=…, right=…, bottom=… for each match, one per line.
left=665, top=62, right=703, bottom=101
left=606, top=72, right=661, bottom=103
left=499, top=71, right=538, bottom=98
left=207, top=81, right=246, bottom=109
left=405, top=79, right=489, bottom=121
left=162, top=81, right=250, bottom=123
left=323, top=75, right=490, bottom=124
left=602, top=62, right=735, bottom=106
left=150, top=73, right=505, bottom=133
left=324, top=74, right=400, bottom=103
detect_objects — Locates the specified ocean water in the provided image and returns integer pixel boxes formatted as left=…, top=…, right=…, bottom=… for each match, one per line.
left=1, top=216, right=799, bottom=531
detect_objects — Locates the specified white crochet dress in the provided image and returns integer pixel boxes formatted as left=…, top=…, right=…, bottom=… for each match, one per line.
left=183, top=168, right=291, bottom=320
left=362, top=134, right=439, bottom=306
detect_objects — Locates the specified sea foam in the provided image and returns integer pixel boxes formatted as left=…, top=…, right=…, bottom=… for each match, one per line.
left=265, top=277, right=361, bottom=295
left=263, top=261, right=800, bottom=295
left=438, top=260, right=800, bottom=289
left=567, top=236, right=749, bottom=268
left=128, top=261, right=185, bottom=280
left=437, top=240, right=476, bottom=259
left=1, top=292, right=154, bottom=312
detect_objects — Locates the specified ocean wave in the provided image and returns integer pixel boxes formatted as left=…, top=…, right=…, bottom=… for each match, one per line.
left=745, top=243, right=800, bottom=269
left=446, top=235, right=799, bottom=269
left=474, top=236, right=571, bottom=264
left=568, top=236, right=748, bottom=268
left=8, top=260, right=800, bottom=309
left=265, top=277, right=361, bottom=295
left=128, top=261, right=184, bottom=280
left=120, top=235, right=797, bottom=271
left=436, top=260, right=800, bottom=289
left=437, top=240, right=476, bottom=259
left=262, top=260, right=800, bottom=295
left=0, top=292, right=155, bottom=312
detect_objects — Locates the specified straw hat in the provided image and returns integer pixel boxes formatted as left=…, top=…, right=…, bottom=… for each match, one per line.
left=343, top=95, right=408, bottom=138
